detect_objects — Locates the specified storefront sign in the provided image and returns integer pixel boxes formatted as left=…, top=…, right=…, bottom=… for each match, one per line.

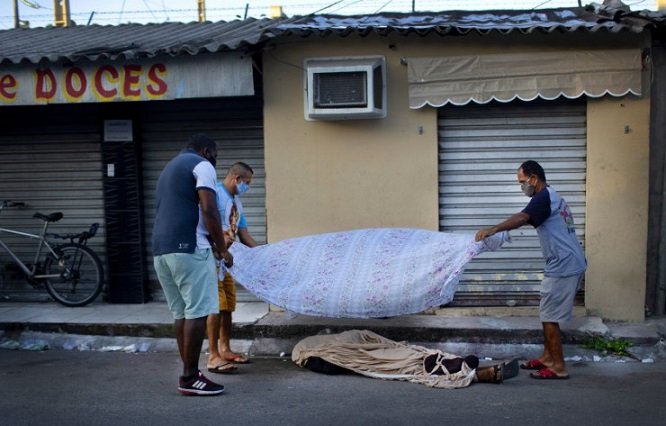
left=0, top=53, right=253, bottom=106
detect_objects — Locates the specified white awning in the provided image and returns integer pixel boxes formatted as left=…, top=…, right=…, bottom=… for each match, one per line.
left=407, top=49, right=642, bottom=108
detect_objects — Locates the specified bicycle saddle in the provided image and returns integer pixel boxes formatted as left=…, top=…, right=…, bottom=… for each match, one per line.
left=33, top=212, right=64, bottom=222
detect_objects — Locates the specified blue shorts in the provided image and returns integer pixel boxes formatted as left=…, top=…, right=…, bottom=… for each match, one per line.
left=153, top=248, right=218, bottom=320
left=540, top=273, right=583, bottom=323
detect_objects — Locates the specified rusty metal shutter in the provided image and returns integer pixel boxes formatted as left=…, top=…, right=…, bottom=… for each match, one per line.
left=0, top=104, right=106, bottom=302
left=140, top=97, right=265, bottom=302
left=438, top=100, right=586, bottom=306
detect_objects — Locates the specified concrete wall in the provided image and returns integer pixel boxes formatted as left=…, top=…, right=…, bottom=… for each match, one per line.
left=263, top=35, right=440, bottom=241
left=262, top=32, right=651, bottom=321
left=586, top=98, right=650, bottom=321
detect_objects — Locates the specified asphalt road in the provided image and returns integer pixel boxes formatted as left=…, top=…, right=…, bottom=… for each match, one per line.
left=1, top=349, right=665, bottom=426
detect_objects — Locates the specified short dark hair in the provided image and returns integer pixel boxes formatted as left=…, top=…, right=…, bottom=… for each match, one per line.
left=228, top=161, right=254, bottom=177
left=186, top=133, right=216, bottom=152
left=519, top=160, right=546, bottom=182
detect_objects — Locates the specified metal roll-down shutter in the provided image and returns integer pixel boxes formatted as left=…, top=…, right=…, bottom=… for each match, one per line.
left=0, top=104, right=106, bottom=302
left=140, top=97, right=266, bottom=302
left=438, top=100, right=586, bottom=306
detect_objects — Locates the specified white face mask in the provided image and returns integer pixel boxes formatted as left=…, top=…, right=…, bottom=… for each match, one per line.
left=520, top=178, right=536, bottom=197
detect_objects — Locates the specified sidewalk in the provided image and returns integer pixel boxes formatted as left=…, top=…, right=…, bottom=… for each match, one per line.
left=1, top=301, right=664, bottom=361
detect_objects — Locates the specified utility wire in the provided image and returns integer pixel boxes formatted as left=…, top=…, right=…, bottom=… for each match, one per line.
left=531, top=0, right=554, bottom=9
left=19, top=0, right=43, bottom=9
left=311, top=0, right=348, bottom=15
left=118, top=0, right=126, bottom=24
left=1, top=1, right=658, bottom=27
left=328, top=0, right=367, bottom=14
left=161, top=0, right=170, bottom=21
left=372, top=0, right=395, bottom=14
left=141, top=0, right=158, bottom=20
left=626, top=0, right=651, bottom=6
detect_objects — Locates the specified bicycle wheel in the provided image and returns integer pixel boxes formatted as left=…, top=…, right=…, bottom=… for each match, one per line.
left=44, top=243, right=104, bottom=307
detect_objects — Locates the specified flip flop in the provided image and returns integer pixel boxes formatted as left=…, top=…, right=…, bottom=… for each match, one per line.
left=520, top=359, right=546, bottom=370
left=530, top=367, right=569, bottom=380
left=207, top=362, right=237, bottom=374
left=502, top=359, right=520, bottom=380
left=224, top=354, right=250, bottom=364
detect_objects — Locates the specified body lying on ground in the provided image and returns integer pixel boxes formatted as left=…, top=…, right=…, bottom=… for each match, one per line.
left=292, top=329, right=518, bottom=389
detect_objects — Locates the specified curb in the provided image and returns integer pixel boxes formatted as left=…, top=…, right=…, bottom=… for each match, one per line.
left=1, top=313, right=663, bottom=346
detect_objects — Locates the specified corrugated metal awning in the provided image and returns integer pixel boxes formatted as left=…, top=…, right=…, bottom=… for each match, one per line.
left=0, top=18, right=285, bottom=65
left=275, top=7, right=664, bottom=36
left=407, top=49, right=643, bottom=108
left=0, top=6, right=662, bottom=66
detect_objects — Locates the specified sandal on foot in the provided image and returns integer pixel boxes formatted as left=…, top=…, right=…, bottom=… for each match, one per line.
left=207, top=362, right=237, bottom=374
left=502, top=359, right=520, bottom=380
left=530, top=367, right=569, bottom=380
left=224, top=354, right=250, bottom=364
left=520, top=359, right=545, bottom=370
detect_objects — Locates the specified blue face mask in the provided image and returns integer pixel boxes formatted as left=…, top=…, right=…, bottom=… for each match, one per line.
left=236, top=181, right=250, bottom=195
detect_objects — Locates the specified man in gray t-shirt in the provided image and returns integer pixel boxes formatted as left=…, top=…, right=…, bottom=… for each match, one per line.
left=152, top=134, right=232, bottom=396
left=476, top=160, right=586, bottom=381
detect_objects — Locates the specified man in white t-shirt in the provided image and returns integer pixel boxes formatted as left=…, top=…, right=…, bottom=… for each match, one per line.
left=206, top=162, right=258, bottom=373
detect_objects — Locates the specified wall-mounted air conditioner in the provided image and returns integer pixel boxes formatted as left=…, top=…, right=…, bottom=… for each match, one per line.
left=304, top=56, right=387, bottom=121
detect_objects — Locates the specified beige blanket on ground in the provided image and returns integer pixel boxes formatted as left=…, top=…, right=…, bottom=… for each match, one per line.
left=291, top=329, right=476, bottom=389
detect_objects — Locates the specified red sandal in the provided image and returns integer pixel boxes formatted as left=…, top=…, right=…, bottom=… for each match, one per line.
left=520, top=359, right=545, bottom=370
left=530, top=367, right=569, bottom=380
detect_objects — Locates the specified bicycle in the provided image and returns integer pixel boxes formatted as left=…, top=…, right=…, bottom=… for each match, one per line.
left=0, top=200, right=104, bottom=307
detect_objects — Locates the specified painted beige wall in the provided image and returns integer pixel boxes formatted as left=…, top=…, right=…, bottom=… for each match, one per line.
left=586, top=97, right=650, bottom=321
left=263, top=36, right=441, bottom=242
left=262, top=32, right=614, bottom=241
left=262, top=32, right=650, bottom=320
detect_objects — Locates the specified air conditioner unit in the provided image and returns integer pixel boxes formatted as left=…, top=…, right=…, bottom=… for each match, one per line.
left=304, top=56, right=387, bottom=121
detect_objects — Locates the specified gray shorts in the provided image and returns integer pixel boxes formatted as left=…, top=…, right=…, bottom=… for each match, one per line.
left=153, top=248, right=218, bottom=320
left=539, top=273, right=583, bottom=323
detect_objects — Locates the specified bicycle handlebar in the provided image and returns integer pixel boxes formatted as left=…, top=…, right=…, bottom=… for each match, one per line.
left=1, top=200, right=26, bottom=209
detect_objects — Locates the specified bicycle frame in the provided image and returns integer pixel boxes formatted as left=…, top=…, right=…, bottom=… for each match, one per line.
left=0, top=222, right=63, bottom=280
